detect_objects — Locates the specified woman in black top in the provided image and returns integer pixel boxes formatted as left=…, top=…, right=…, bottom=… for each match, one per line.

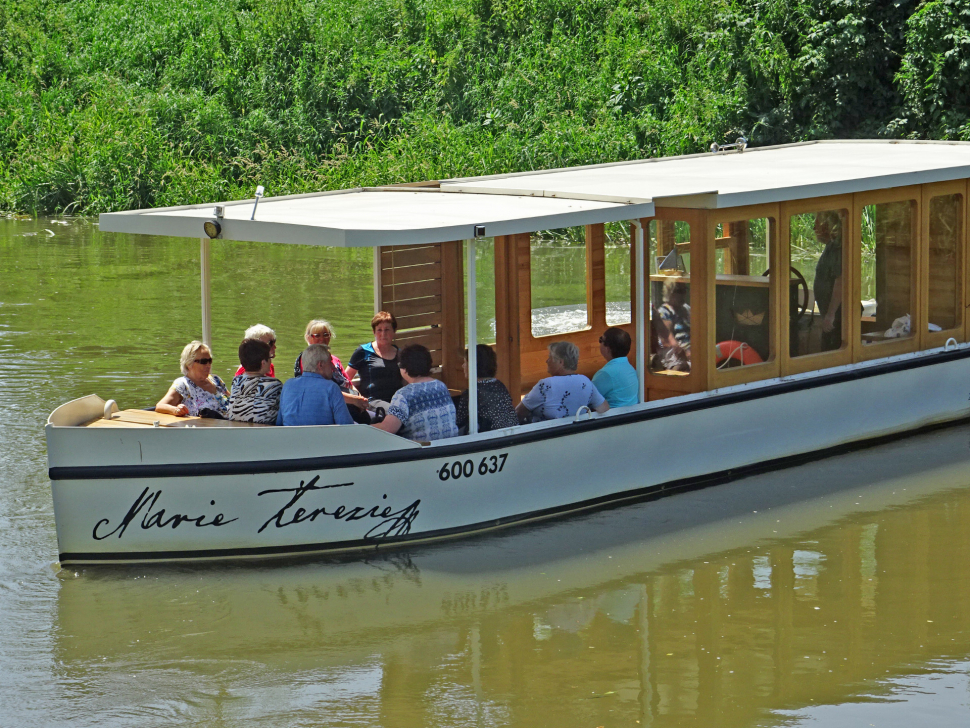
left=455, top=344, right=518, bottom=433
left=344, top=311, right=404, bottom=403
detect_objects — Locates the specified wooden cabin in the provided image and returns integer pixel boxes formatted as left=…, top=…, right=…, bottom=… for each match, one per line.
left=372, top=143, right=967, bottom=407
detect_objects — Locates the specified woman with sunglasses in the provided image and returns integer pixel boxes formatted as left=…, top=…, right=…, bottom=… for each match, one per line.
left=155, top=340, right=229, bottom=417
left=295, top=320, right=369, bottom=419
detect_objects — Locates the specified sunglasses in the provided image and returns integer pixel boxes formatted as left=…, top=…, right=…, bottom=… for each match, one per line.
left=194, top=357, right=213, bottom=365
left=599, top=336, right=605, bottom=344
left=267, top=339, right=277, bottom=347
left=309, top=331, right=331, bottom=338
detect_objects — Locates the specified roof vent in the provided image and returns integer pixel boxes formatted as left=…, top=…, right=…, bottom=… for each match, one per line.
left=710, top=136, right=747, bottom=154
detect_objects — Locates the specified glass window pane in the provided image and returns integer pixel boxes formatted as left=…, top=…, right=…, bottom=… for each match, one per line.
left=605, top=221, right=632, bottom=325
left=712, top=218, right=772, bottom=368
left=928, top=194, right=962, bottom=332
left=530, top=226, right=589, bottom=338
left=649, top=220, right=691, bottom=374
left=861, top=201, right=916, bottom=345
left=790, top=210, right=847, bottom=357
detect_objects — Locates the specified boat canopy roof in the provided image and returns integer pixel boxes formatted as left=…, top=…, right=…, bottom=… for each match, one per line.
left=443, top=140, right=970, bottom=208
left=98, top=188, right=654, bottom=248
left=99, top=140, right=970, bottom=247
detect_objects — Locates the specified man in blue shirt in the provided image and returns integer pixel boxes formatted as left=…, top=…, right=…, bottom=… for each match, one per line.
left=591, top=327, right=640, bottom=408
left=276, top=345, right=354, bottom=426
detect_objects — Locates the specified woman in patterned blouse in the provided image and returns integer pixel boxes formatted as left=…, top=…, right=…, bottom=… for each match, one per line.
left=228, top=338, right=283, bottom=424
left=515, top=341, right=609, bottom=423
left=155, top=340, right=229, bottom=417
left=455, top=344, right=518, bottom=433
left=371, top=344, right=457, bottom=441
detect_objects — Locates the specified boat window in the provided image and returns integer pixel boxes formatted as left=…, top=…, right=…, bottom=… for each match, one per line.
left=712, top=217, right=774, bottom=369
left=463, top=238, right=497, bottom=344
left=789, top=209, right=848, bottom=357
left=927, top=193, right=963, bottom=334
left=649, top=220, right=692, bottom=374
left=605, top=221, right=633, bottom=325
left=860, top=200, right=917, bottom=345
left=530, top=226, right=590, bottom=337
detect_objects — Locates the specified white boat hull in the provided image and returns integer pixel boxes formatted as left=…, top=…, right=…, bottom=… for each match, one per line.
left=47, top=346, right=970, bottom=564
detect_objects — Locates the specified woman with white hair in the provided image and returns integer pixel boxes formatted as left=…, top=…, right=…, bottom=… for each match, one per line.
left=234, top=323, right=277, bottom=377
left=155, top=341, right=230, bottom=417
left=515, top=341, right=609, bottom=423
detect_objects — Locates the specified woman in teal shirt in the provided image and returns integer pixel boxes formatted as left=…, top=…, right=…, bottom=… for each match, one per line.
left=592, top=327, right=640, bottom=408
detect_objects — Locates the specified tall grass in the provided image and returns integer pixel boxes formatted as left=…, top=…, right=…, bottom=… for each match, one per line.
left=0, top=0, right=964, bottom=215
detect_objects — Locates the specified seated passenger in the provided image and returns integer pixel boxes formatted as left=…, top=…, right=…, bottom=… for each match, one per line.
left=227, top=338, right=283, bottom=424
left=294, top=319, right=369, bottom=419
left=344, top=311, right=404, bottom=404
left=276, top=344, right=354, bottom=426
left=515, top=341, right=609, bottom=423
left=455, top=344, right=518, bottom=434
left=656, top=281, right=691, bottom=371
left=592, top=327, right=639, bottom=408
left=372, top=344, right=458, bottom=441
left=234, top=324, right=277, bottom=377
left=155, top=341, right=229, bottom=417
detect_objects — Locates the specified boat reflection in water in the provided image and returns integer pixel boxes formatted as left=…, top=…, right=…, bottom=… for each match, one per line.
left=54, top=425, right=970, bottom=726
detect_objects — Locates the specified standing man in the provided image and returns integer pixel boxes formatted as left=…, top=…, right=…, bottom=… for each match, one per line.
left=592, top=327, right=640, bottom=408
left=276, top=345, right=354, bottom=426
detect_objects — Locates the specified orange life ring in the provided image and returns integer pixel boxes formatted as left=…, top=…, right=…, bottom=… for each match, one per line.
left=714, top=340, right=764, bottom=367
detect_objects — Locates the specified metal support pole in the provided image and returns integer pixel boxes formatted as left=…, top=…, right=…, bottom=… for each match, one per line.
left=200, top=237, right=212, bottom=347
left=466, top=239, right=478, bottom=435
left=633, top=220, right=646, bottom=404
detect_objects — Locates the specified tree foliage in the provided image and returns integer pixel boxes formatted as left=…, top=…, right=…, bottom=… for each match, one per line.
left=0, top=0, right=965, bottom=214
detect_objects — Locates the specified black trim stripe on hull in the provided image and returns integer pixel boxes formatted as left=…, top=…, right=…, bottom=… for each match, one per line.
left=50, top=346, right=970, bottom=481
left=58, top=414, right=970, bottom=564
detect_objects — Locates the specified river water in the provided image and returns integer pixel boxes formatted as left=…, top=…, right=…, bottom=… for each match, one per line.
left=2, top=217, right=970, bottom=726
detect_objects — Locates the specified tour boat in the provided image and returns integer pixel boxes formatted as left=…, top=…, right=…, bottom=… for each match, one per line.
left=46, top=139, right=970, bottom=564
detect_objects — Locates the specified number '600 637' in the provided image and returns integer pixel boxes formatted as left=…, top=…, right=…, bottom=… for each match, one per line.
left=437, top=453, right=508, bottom=481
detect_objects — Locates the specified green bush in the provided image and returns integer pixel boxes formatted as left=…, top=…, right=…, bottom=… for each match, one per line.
left=0, top=0, right=963, bottom=215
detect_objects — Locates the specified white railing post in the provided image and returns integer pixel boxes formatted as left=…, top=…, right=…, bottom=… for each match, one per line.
left=633, top=220, right=646, bottom=404
left=466, top=238, right=478, bottom=435
left=373, top=247, right=382, bottom=314
left=200, top=237, right=212, bottom=347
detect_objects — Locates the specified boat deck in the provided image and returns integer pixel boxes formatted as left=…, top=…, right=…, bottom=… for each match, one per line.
left=83, top=409, right=269, bottom=428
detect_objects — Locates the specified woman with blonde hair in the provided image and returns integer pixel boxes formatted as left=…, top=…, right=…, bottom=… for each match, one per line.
left=295, top=319, right=368, bottom=419
left=155, top=341, right=229, bottom=417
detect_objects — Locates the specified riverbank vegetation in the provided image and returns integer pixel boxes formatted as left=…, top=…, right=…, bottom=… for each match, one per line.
left=2, top=0, right=969, bottom=214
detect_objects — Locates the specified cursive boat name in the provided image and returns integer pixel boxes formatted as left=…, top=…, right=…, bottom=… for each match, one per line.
left=257, top=476, right=420, bottom=539
left=92, top=487, right=238, bottom=540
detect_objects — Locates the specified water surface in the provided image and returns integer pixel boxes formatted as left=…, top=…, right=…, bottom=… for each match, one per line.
left=2, top=218, right=970, bottom=726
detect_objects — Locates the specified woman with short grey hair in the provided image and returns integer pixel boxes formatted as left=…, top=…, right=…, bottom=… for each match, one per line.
left=234, top=323, right=277, bottom=377
left=515, top=341, right=609, bottom=423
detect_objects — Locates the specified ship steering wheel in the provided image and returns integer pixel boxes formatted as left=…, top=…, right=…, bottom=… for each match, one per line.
left=762, top=266, right=810, bottom=322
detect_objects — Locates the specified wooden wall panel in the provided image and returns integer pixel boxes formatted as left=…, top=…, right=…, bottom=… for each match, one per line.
left=439, top=241, right=465, bottom=389
left=376, top=241, right=463, bottom=389
left=586, top=224, right=607, bottom=332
